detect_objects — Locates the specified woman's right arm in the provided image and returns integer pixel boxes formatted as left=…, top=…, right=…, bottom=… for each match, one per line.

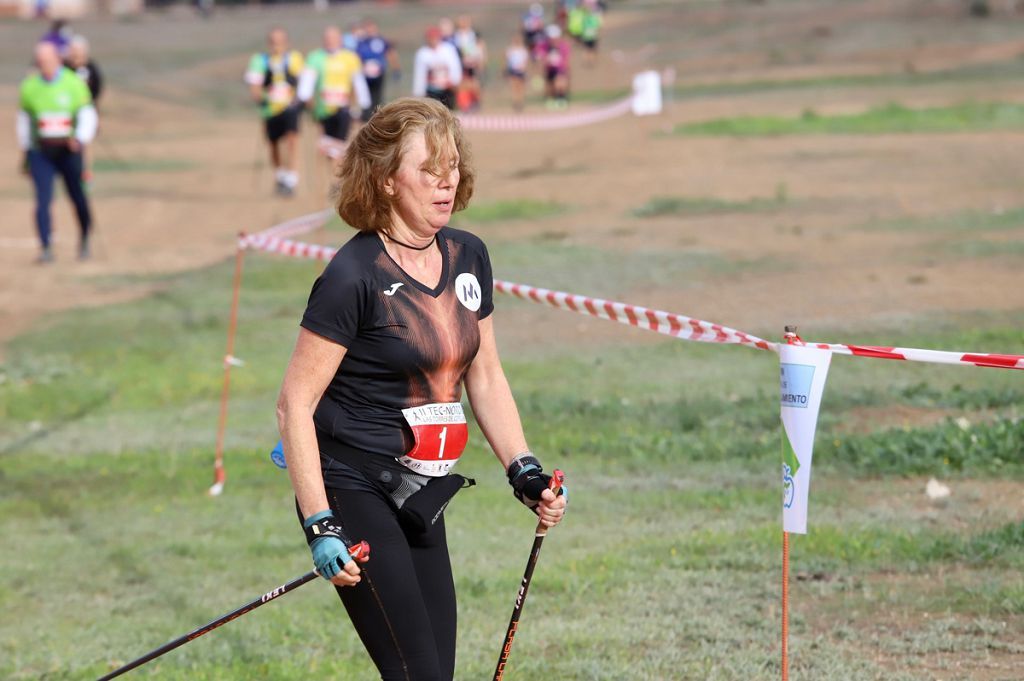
left=276, top=327, right=347, bottom=519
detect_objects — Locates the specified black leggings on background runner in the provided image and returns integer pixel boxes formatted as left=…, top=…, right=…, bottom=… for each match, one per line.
left=321, top=485, right=457, bottom=681
left=363, top=76, right=386, bottom=122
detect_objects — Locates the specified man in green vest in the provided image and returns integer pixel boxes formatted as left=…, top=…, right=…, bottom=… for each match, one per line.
left=245, top=27, right=305, bottom=197
left=17, top=41, right=97, bottom=263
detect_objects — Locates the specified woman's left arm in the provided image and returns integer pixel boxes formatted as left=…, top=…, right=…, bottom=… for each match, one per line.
left=465, top=316, right=566, bottom=527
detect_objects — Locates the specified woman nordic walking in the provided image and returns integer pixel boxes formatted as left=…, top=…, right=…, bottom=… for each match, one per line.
left=276, top=97, right=566, bottom=680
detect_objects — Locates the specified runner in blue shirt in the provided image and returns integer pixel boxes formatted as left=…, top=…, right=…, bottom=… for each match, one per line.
left=356, top=20, right=401, bottom=122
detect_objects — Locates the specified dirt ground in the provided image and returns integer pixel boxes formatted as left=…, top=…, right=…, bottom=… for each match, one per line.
left=1, top=0, right=1023, bottom=352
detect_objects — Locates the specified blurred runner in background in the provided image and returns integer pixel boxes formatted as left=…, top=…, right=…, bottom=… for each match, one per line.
left=299, top=26, right=370, bottom=144
left=65, top=34, right=103, bottom=184
left=65, top=35, right=102, bottom=104
left=412, top=26, right=462, bottom=110
left=438, top=16, right=457, bottom=48
left=39, top=19, right=73, bottom=57
left=357, top=20, right=401, bottom=122
left=522, top=3, right=546, bottom=58
left=245, top=27, right=305, bottom=197
left=18, top=42, right=97, bottom=263
left=578, top=0, right=604, bottom=67
left=541, top=24, right=571, bottom=108
left=504, top=33, right=529, bottom=111
left=453, top=15, right=485, bottom=112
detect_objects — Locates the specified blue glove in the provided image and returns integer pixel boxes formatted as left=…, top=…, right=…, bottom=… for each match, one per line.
left=302, top=510, right=354, bottom=580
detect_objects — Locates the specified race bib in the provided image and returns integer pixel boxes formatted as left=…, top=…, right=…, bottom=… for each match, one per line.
left=268, top=83, right=293, bottom=103
left=321, top=87, right=350, bottom=107
left=397, top=402, right=468, bottom=476
left=37, top=112, right=72, bottom=138
left=428, top=66, right=451, bottom=90
left=363, top=60, right=383, bottom=78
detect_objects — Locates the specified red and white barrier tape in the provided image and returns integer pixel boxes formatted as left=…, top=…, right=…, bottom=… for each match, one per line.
left=239, top=230, right=1024, bottom=371
left=253, top=208, right=333, bottom=241
left=240, top=233, right=337, bottom=261
left=808, top=343, right=1024, bottom=371
left=457, top=97, right=633, bottom=132
left=493, top=279, right=776, bottom=352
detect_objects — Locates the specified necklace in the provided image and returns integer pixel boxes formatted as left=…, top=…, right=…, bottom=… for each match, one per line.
left=384, top=232, right=435, bottom=251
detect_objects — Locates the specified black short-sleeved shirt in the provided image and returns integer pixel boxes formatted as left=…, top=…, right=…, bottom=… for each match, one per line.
left=301, top=226, right=493, bottom=460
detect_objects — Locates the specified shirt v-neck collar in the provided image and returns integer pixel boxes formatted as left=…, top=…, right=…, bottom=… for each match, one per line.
left=376, top=229, right=449, bottom=298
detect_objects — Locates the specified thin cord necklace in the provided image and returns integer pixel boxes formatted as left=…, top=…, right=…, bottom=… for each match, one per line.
left=384, top=231, right=435, bottom=251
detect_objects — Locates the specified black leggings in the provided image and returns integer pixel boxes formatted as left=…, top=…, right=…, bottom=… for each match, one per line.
left=324, top=486, right=457, bottom=681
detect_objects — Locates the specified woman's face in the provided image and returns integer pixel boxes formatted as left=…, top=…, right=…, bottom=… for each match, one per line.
left=387, top=130, right=460, bottom=237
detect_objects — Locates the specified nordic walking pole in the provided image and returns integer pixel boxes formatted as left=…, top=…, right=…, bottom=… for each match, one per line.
left=492, top=470, right=565, bottom=681
left=96, top=541, right=369, bottom=680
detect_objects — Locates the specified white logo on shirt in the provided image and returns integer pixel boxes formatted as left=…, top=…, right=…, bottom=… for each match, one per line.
left=384, top=282, right=404, bottom=296
left=454, top=273, right=481, bottom=312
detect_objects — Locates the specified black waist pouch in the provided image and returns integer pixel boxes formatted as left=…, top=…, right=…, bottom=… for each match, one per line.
left=314, top=427, right=475, bottom=533
left=398, top=474, right=475, bottom=534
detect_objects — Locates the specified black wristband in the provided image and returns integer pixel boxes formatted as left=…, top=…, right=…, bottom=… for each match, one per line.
left=506, top=453, right=542, bottom=485
left=302, top=514, right=351, bottom=547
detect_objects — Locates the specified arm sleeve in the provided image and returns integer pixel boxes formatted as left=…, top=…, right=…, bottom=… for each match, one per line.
left=353, top=71, right=371, bottom=110
left=300, top=261, right=366, bottom=348
left=16, top=110, right=31, bottom=151
left=75, top=104, right=98, bottom=144
left=476, top=239, right=494, bottom=320
left=412, top=48, right=427, bottom=97
left=297, top=66, right=317, bottom=103
left=244, top=54, right=264, bottom=85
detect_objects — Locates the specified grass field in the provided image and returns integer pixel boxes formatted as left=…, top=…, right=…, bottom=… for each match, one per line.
left=676, top=102, right=1024, bottom=137
left=1, top=250, right=1022, bottom=680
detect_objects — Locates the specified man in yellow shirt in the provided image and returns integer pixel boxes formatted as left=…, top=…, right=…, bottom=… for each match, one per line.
left=245, top=27, right=304, bottom=197
left=298, top=26, right=371, bottom=143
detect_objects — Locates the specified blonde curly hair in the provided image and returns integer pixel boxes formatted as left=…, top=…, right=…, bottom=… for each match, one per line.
left=336, top=97, right=475, bottom=233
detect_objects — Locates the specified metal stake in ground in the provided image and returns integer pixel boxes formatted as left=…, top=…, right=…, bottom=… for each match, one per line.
left=96, top=541, right=369, bottom=680
left=492, top=470, right=565, bottom=681
left=781, top=324, right=800, bottom=681
left=208, top=242, right=246, bottom=496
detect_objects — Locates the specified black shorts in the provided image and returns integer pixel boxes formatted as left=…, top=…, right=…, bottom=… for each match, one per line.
left=320, top=109, right=352, bottom=142
left=265, top=107, right=300, bottom=143
left=505, top=68, right=526, bottom=80
left=583, top=38, right=598, bottom=51
left=426, top=88, right=456, bottom=111
left=545, top=66, right=563, bottom=83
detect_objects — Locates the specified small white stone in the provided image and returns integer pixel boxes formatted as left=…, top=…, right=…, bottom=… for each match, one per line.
left=925, top=478, right=951, bottom=500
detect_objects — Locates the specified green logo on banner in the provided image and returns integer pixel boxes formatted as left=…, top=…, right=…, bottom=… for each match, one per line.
left=782, top=435, right=799, bottom=508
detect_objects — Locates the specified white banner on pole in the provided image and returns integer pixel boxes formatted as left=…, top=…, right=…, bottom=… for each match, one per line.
left=631, top=70, right=662, bottom=116
left=780, top=344, right=832, bottom=534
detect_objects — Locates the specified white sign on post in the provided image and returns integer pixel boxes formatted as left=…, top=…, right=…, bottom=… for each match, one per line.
left=780, top=344, right=832, bottom=535
left=631, top=70, right=662, bottom=116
